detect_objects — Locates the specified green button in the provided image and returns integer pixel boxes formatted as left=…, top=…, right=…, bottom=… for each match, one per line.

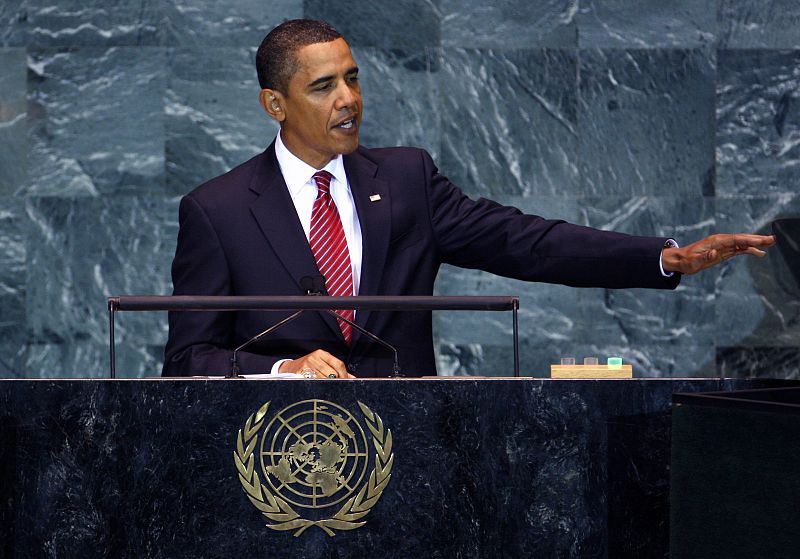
left=607, top=357, right=623, bottom=367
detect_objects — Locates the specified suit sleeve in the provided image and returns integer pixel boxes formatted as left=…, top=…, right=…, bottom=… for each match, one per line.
left=420, top=150, right=680, bottom=290
left=162, top=194, right=280, bottom=376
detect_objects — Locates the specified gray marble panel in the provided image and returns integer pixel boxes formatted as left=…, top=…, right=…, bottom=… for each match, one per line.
left=715, top=196, right=800, bottom=347
left=433, top=196, right=581, bottom=350
left=304, top=0, right=441, bottom=48
left=441, top=0, right=578, bottom=48
left=716, top=50, right=800, bottom=198
left=0, top=198, right=26, bottom=359
left=24, top=196, right=177, bottom=377
left=578, top=0, right=715, bottom=48
left=438, top=49, right=578, bottom=198
left=1, top=2, right=796, bottom=383
left=0, top=0, right=28, bottom=46
left=436, top=342, right=540, bottom=376
left=718, top=0, right=800, bottom=48
left=27, top=0, right=164, bottom=46
left=166, top=47, right=271, bottom=196
left=165, top=0, right=301, bottom=47
left=717, top=347, right=800, bottom=378
left=0, top=48, right=27, bottom=196
left=20, top=340, right=164, bottom=378
left=21, top=341, right=107, bottom=378
left=435, top=269, right=579, bottom=346
left=575, top=197, right=717, bottom=349
left=0, top=341, right=25, bottom=376
left=25, top=47, right=165, bottom=197
left=578, top=49, right=715, bottom=197
left=354, top=48, right=440, bottom=159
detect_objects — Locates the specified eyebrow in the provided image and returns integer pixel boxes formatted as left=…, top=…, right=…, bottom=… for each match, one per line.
left=307, top=66, right=359, bottom=89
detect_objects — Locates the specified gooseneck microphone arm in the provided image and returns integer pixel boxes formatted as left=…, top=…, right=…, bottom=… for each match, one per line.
left=326, top=309, right=402, bottom=378
left=228, top=310, right=305, bottom=378
left=303, top=275, right=403, bottom=378
left=228, top=276, right=328, bottom=378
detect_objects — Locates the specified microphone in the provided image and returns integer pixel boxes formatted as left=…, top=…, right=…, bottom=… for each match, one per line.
left=227, top=275, right=403, bottom=378
left=332, top=308, right=402, bottom=378
left=300, top=275, right=327, bottom=295
left=311, top=275, right=403, bottom=378
left=229, top=276, right=327, bottom=376
left=228, top=309, right=305, bottom=378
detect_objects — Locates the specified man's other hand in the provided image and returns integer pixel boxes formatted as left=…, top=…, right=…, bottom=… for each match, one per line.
left=278, top=349, right=355, bottom=379
left=662, top=234, right=776, bottom=275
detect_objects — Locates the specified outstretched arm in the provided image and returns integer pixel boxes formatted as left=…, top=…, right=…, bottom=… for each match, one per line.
left=661, top=234, right=776, bottom=275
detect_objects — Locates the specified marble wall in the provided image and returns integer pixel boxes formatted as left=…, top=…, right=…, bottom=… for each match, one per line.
left=0, top=1, right=798, bottom=378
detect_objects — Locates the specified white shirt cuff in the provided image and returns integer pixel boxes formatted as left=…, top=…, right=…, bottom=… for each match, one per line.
left=270, top=358, right=291, bottom=374
left=660, top=238, right=679, bottom=277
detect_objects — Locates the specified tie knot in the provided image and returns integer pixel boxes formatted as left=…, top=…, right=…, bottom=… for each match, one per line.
left=313, top=171, right=333, bottom=196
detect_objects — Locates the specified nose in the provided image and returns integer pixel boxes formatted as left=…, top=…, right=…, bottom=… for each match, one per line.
left=335, top=81, right=359, bottom=111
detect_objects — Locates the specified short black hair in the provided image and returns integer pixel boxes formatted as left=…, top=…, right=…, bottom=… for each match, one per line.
left=256, top=19, right=343, bottom=94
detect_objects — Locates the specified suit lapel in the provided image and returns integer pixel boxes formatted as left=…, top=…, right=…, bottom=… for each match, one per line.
left=345, top=149, right=391, bottom=345
left=248, top=143, right=343, bottom=340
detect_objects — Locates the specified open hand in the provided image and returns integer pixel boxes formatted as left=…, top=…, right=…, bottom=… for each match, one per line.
left=662, top=234, right=776, bottom=275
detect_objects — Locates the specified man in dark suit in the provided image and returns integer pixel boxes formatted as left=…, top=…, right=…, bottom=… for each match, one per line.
left=162, top=19, right=774, bottom=379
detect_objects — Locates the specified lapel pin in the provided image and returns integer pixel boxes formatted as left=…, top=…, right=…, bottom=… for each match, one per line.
left=369, top=194, right=382, bottom=202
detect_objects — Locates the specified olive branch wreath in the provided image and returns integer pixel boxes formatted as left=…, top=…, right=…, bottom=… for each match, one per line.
left=233, top=401, right=394, bottom=537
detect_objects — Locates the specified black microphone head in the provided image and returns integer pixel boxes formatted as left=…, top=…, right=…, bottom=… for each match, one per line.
left=300, top=275, right=327, bottom=295
left=313, top=275, right=328, bottom=296
left=299, top=276, right=315, bottom=294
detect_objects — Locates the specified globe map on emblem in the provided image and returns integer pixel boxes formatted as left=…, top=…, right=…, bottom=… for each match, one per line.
left=259, top=399, right=370, bottom=509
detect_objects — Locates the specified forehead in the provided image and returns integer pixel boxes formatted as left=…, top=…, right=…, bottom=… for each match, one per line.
left=292, top=38, right=357, bottom=82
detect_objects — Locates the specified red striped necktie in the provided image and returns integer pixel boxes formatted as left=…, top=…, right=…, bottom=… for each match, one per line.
left=309, top=170, right=354, bottom=345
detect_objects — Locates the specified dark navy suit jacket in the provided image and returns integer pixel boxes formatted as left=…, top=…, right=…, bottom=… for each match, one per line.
left=163, top=143, right=679, bottom=377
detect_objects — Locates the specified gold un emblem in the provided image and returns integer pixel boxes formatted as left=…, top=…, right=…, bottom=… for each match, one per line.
left=234, top=399, right=394, bottom=536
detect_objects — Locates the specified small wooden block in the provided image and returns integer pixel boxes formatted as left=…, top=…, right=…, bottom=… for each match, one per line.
left=550, top=364, right=633, bottom=379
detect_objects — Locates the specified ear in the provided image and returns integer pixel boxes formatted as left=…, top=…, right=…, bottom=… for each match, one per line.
left=259, top=88, right=285, bottom=123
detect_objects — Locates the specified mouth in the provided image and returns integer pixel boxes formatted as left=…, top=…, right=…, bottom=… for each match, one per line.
left=332, top=117, right=357, bottom=131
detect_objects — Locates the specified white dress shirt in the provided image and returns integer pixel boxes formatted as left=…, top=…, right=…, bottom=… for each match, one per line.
left=269, top=132, right=363, bottom=373
left=274, top=132, right=363, bottom=293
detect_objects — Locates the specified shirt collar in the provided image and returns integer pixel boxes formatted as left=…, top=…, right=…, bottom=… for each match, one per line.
left=274, top=131, right=347, bottom=196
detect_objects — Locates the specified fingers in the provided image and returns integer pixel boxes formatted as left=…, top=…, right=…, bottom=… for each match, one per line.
left=743, top=247, right=768, bottom=258
left=711, top=234, right=775, bottom=249
left=312, top=369, right=356, bottom=379
left=734, top=234, right=776, bottom=247
left=305, top=350, right=345, bottom=377
left=280, top=349, right=355, bottom=379
left=724, top=234, right=773, bottom=258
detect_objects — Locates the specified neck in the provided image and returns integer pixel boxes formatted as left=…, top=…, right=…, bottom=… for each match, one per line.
left=279, top=132, right=333, bottom=169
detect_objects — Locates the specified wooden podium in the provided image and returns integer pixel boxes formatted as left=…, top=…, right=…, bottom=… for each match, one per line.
left=0, top=377, right=791, bottom=558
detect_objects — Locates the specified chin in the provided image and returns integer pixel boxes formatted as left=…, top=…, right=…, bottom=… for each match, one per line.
left=338, top=139, right=359, bottom=155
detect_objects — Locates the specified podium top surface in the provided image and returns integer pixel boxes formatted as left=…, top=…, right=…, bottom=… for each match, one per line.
left=1, top=376, right=792, bottom=383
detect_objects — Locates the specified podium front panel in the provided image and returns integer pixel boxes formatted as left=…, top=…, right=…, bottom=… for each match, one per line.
left=0, top=378, right=789, bottom=558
